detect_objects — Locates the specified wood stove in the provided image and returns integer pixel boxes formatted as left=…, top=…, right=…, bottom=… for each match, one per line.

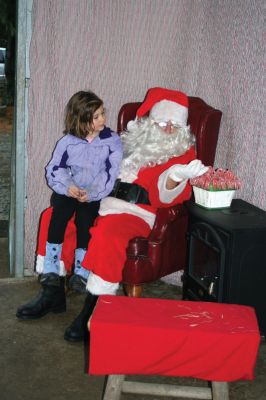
left=183, top=199, right=266, bottom=335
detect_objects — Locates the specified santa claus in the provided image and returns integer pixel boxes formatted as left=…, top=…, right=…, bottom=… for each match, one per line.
left=17, top=87, right=208, bottom=342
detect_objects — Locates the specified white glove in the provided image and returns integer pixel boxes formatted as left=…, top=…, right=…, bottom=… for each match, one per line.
left=169, top=159, right=209, bottom=182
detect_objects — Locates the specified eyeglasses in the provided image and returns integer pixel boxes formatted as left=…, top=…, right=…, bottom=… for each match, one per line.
left=152, top=120, right=180, bottom=128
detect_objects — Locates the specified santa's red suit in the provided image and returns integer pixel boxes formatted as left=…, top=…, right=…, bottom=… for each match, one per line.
left=36, top=145, right=196, bottom=293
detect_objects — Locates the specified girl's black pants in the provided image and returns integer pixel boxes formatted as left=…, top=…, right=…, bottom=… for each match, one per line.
left=47, top=192, right=100, bottom=249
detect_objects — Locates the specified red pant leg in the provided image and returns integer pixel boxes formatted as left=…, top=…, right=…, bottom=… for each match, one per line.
left=82, top=214, right=151, bottom=283
left=37, top=207, right=53, bottom=256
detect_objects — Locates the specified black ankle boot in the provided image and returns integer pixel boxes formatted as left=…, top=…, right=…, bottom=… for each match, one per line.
left=64, top=293, right=98, bottom=342
left=16, top=273, right=66, bottom=320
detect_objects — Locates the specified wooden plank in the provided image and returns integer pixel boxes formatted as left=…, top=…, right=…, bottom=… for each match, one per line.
left=103, top=376, right=231, bottom=400
left=122, top=381, right=212, bottom=399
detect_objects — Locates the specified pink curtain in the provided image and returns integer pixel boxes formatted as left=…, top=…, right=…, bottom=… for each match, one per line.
left=25, top=0, right=265, bottom=273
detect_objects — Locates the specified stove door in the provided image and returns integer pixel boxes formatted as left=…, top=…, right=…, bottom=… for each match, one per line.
left=184, top=222, right=227, bottom=302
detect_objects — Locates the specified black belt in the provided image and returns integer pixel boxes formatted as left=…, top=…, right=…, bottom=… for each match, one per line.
left=109, top=179, right=150, bottom=205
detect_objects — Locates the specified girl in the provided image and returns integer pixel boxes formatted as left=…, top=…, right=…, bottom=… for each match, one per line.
left=16, top=90, right=123, bottom=320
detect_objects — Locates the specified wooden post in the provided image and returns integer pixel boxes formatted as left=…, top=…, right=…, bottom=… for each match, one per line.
left=124, top=283, right=142, bottom=297
left=103, top=375, right=125, bottom=400
left=212, top=381, right=229, bottom=400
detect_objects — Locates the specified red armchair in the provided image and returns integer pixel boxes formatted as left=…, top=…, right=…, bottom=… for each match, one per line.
left=118, top=97, right=222, bottom=297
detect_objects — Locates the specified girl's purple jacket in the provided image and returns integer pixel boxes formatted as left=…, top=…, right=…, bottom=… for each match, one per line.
left=46, top=127, right=123, bottom=202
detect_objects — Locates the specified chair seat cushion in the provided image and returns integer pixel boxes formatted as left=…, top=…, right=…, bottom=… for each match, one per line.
left=89, top=296, right=260, bottom=381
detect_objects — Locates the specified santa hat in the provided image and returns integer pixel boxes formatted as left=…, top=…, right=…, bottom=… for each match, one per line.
left=136, top=87, right=188, bottom=127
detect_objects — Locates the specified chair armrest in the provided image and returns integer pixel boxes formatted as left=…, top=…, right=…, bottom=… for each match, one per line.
left=148, top=205, right=182, bottom=242
left=124, top=204, right=187, bottom=283
left=126, top=204, right=183, bottom=258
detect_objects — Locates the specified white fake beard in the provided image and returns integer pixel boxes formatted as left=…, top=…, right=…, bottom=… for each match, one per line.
left=119, top=118, right=195, bottom=182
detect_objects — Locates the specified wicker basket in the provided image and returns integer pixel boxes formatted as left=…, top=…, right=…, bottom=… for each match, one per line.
left=193, top=186, right=236, bottom=209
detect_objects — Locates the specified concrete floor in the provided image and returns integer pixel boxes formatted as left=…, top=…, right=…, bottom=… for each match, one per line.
left=0, top=277, right=266, bottom=400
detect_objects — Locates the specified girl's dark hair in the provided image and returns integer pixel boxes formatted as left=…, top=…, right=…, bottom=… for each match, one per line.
left=64, top=91, right=103, bottom=139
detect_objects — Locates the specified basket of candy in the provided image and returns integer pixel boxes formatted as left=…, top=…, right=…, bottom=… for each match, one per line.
left=190, top=167, right=241, bottom=209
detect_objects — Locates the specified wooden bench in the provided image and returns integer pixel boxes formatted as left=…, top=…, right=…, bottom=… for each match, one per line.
left=89, top=296, right=260, bottom=400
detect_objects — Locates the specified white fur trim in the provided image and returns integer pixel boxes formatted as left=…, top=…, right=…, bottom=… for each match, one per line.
left=86, top=272, right=119, bottom=295
left=58, top=260, right=67, bottom=276
left=160, top=270, right=184, bottom=287
left=150, top=100, right=188, bottom=127
left=158, top=168, right=188, bottom=203
left=99, top=197, right=156, bottom=229
left=35, top=255, right=44, bottom=274
left=35, top=254, right=66, bottom=276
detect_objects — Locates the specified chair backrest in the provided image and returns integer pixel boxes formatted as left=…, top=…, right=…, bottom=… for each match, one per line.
left=117, top=97, right=222, bottom=166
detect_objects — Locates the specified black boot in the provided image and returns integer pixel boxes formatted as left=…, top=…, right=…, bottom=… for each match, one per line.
left=16, top=273, right=66, bottom=320
left=64, top=292, right=98, bottom=342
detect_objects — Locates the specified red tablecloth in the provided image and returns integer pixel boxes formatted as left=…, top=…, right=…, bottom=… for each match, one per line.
left=89, top=295, right=260, bottom=381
